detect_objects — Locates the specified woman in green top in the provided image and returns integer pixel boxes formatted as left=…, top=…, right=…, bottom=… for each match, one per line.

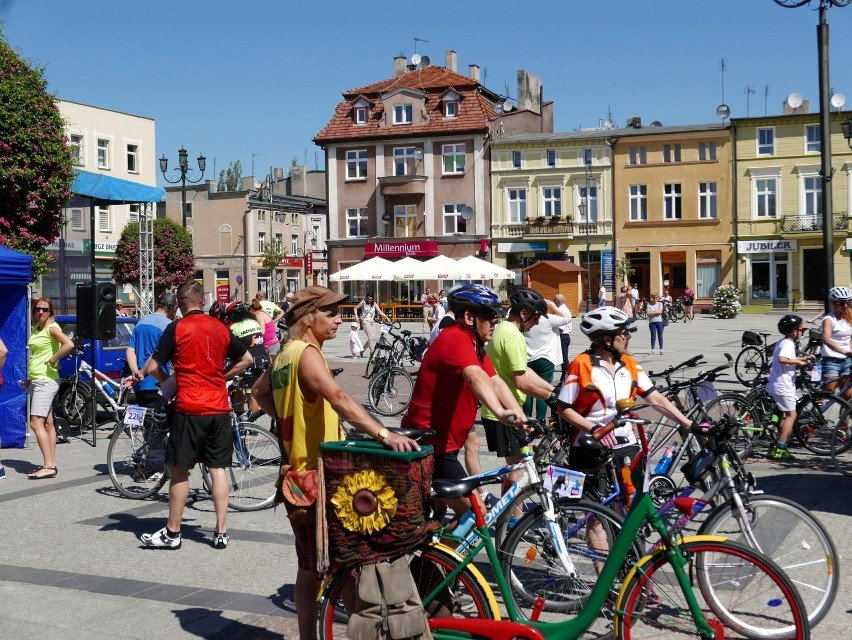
left=25, top=297, right=74, bottom=479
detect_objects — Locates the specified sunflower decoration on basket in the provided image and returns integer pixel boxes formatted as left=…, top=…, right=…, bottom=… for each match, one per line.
left=331, top=469, right=398, bottom=535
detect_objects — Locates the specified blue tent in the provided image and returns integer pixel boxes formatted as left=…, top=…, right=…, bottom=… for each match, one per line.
left=0, top=245, right=33, bottom=448
left=71, top=169, right=165, bottom=204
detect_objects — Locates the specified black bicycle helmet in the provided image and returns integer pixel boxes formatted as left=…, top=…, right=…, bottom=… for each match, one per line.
left=447, top=283, right=503, bottom=317
left=208, top=301, right=226, bottom=321
left=509, top=287, right=548, bottom=317
left=777, top=314, right=803, bottom=335
left=225, top=300, right=251, bottom=321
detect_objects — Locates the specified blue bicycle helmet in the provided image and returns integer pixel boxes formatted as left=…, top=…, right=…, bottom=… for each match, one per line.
left=448, top=283, right=504, bottom=317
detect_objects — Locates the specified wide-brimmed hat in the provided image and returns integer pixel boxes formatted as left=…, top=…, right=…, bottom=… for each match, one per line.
left=285, top=286, right=348, bottom=326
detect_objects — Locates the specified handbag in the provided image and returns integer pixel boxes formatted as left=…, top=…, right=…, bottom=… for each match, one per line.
left=275, top=465, right=318, bottom=525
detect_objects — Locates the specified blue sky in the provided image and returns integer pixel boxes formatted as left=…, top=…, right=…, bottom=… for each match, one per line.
left=3, top=1, right=851, bottom=185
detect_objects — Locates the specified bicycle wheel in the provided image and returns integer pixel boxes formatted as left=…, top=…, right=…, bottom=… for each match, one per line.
left=617, top=539, right=809, bottom=640
left=699, top=494, right=838, bottom=630
left=672, top=303, right=685, bottom=321
left=367, top=367, right=413, bottom=417
left=704, top=393, right=763, bottom=458
left=225, top=423, right=281, bottom=511
left=318, top=543, right=498, bottom=639
left=106, top=422, right=169, bottom=499
left=793, top=391, right=852, bottom=456
left=500, top=497, right=642, bottom=630
left=58, top=378, right=94, bottom=426
left=830, top=419, right=852, bottom=475
left=493, top=484, right=544, bottom=548
left=248, top=409, right=275, bottom=433
left=735, top=346, right=766, bottom=385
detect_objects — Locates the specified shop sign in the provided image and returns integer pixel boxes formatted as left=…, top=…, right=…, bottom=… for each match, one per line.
left=601, top=249, right=614, bottom=288
left=94, top=241, right=118, bottom=255
left=46, top=239, right=86, bottom=253
left=305, top=252, right=313, bottom=276
left=279, top=256, right=303, bottom=268
left=737, top=240, right=797, bottom=254
left=496, top=242, right=548, bottom=253
left=365, top=240, right=438, bottom=258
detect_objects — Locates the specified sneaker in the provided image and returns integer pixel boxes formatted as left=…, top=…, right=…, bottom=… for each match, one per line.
left=213, top=530, right=229, bottom=550
left=767, top=445, right=795, bottom=461
left=0, top=466, right=5, bottom=480
left=482, top=493, right=500, bottom=511
left=141, top=527, right=181, bottom=549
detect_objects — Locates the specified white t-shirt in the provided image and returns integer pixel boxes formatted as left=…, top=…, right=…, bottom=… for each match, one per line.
left=556, top=304, right=573, bottom=335
left=767, top=338, right=797, bottom=394
left=526, top=314, right=571, bottom=365
left=820, top=314, right=852, bottom=359
left=349, top=328, right=364, bottom=357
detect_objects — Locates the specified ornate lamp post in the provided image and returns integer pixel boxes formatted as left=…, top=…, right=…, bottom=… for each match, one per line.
left=774, top=0, right=851, bottom=307
left=159, top=147, right=206, bottom=228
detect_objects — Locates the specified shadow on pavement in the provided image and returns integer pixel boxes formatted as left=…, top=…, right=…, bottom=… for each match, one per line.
left=174, top=607, right=284, bottom=639
left=757, top=469, right=852, bottom=518
left=96, top=510, right=210, bottom=544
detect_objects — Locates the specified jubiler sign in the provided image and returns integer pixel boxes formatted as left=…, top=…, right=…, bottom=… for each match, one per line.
left=365, top=240, right=438, bottom=258
left=737, top=240, right=797, bottom=254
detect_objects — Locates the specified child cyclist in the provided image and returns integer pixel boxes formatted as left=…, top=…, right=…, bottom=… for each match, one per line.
left=766, top=314, right=816, bottom=460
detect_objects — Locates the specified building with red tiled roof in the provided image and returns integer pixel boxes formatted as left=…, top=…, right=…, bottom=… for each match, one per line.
left=315, top=50, right=553, bottom=302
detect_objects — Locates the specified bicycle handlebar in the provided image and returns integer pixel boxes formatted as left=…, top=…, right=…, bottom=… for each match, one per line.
left=648, top=354, right=704, bottom=379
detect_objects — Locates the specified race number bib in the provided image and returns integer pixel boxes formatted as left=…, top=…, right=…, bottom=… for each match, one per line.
left=124, top=405, right=147, bottom=428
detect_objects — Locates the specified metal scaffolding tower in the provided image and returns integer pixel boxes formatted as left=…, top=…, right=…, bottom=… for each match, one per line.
left=138, top=202, right=155, bottom=315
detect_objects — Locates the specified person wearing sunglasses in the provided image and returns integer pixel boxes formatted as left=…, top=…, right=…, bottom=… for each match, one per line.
left=820, top=286, right=852, bottom=400
left=25, top=297, right=74, bottom=479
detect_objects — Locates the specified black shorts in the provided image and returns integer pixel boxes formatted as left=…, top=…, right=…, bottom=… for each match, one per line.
left=483, top=417, right=525, bottom=458
left=166, top=412, right=232, bottom=469
left=433, top=450, right=468, bottom=482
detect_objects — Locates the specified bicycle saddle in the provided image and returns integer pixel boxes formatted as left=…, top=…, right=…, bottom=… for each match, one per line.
left=330, top=368, right=344, bottom=377
left=432, top=477, right=496, bottom=499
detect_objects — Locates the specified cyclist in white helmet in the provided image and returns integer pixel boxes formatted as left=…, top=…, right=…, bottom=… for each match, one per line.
left=821, top=286, right=852, bottom=399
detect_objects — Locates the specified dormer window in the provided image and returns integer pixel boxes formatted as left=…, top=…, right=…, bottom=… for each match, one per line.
left=351, top=96, right=372, bottom=125
left=355, top=107, right=367, bottom=124
left=445, top=100, right=458, bottom=118
left=394, top=104, right=413, bottom=124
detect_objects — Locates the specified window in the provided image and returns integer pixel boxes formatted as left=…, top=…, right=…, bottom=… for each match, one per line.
left=273, top=211, right=285, bottom=223
left=355, top=106, right=367, bottom=124
left=546, top=149, right=556, bottom=167
left=578, top=186, right=598, bottom=222
left=128, top=204, right=140, bottom=223
left=346, top=149, right=368, bottom=179
left=806, top=125, right=821, bottom=153
left=804, top=176, right=822, bottom=225
left=220, top=225, right=232, bottom=254
left=629, top=185, right=647, bottom=221
left=699, top=182, right=717, bottom=219
left=664, top=183, right=682, bottom=219
left=274, top=233, right=282, bottom=252
left=97, top=138, right=110, bottom=169
left=393, top=146, right=418, bottom=176
left=70, top=208, right=84, bottom=231
left=393, top=104, right=413, bottom=124
left=696, top=261, right=721, bottom=298
left=258, top=231, right=266, bottom=253
left=346, top=208, right=369, bottom=237
left=257, top=209, right=266, bottom=221
left=755, top=178, right=777, bottom=218
left=663, top=144, right=681, bottom=163
left=442, top=144, right=465, bottom=174
left=443, top=204, right=467, bottom=234
left=757, top=128, right=774, bottom=155
left=394, top=204, right=417, bottom=237
left=69, top=134, right=84, bottom=165
left=628, top=146, right=647, bottom=165
left=126, top=144, right=138, bottom=173
left=512, top=151, right=522, bottom=169
left=698, top=142, right=717, bottom=161
left=291, top=234, right=299, bottom=256
left=507, top=188, right=527, bottom=223
left=444, top=100, right=457, bottom=118
left=184, top=202, right=192, bottom=220
left=542, top=187, right=562, bottom=217
left=311, top=222, right=320, bottom=248
left=98, top=206, right=110, bottom=231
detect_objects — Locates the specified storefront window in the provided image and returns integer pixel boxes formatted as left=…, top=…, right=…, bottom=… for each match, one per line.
left=696, top=262, right=721, bottom=298
left=751, top=254, right=770, bottom=300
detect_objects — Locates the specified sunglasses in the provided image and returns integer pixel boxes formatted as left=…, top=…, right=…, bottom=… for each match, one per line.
left=34, top=307, right=50, bottom=312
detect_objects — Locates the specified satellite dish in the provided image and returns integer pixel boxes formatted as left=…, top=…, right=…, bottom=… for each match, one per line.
left=413, top=148, right=424, bottom=161
left=494, top=102, right=504, bottom=114
left=650, top=121, right=662, bottom=127
left=716, top=104, right=731, bottom=120
left=420, top=55, right=430, bottom=67
left=460, top=205, right=474, bottom=221
left=503, top=100, right=513, bottom=112
left=604, top=118, right=614, bottom=129
left=831, top=93, right=846, bottom=110
left=787, top=92, right=803, bottom=109
left=411, top=53, right=421, bottom=65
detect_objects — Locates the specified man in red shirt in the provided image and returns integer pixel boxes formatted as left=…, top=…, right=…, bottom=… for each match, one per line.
left=137, top=281, right=253, bottom=550
left=402, top=284, right=525, bottom=519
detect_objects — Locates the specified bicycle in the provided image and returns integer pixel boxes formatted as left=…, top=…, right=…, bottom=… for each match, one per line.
left=319, top=403, right=810, bottom=640
left=364, top=323, right=418, bottom=416
left=633, top=296, right=648, bottom=320
left=734, top=331, right=776, bottom=384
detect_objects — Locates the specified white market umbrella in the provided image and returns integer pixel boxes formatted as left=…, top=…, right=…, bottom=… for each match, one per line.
left=329, top=256, right=397, bottom=282
left=391, top=256, right=428, bottom=281
left=418, top=255, right=464, bottom=280
left=456, top=255, right=516, bottom=281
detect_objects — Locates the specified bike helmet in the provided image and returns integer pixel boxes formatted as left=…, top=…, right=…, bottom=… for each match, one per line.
left=580, top=307, right=636, bottom=337
left=509, top=287, right=548, bottom=317
left=447, top=283, right=503, bottom=317
left=208, top=301, right=226, bottom=321
left=829, top=286, right=852, bottom=302
left=777, top=314, right=803, bottom=335
left=225, top=300, right=250, bottom=321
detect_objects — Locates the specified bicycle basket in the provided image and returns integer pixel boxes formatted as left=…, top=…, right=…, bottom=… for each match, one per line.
left=808, top=328, right=822, bottom=345
left=741, top=330, right=762, bottom=346
left=680, top=447, right=717, bottom=486
left=319, top=440, right=434, bottom=568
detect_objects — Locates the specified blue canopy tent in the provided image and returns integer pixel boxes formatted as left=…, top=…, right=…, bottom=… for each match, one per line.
left=0, top=245, right=33, bottom=448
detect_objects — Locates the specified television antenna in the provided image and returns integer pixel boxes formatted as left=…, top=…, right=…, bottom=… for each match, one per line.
left=745, top=84, right=756, bottom=117
left=413, top=36, right=430, bottom=54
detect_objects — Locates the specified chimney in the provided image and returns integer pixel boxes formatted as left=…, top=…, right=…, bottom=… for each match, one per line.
left=517, top=70, right=542, bottom=114
left=394, top=55, right=406, bottom=76
left=446, top=50, right=457, bottom=72
left=782, top=99, right=810, bottom=115
left=469, top=64, right=480, bottom=83
left=289, top=164, right=307, bottom=197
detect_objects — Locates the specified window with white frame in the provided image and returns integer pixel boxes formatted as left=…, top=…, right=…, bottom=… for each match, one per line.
left=546, top=149, right=556, bottom=167
left=443, top=204, right=467, bottom=234
left=803, top=176, right=822, bottom=225
left=442, top=143, right=465, bottom=174
left=663, top=144, right=681, bottom=163
left=805, top=125, right=821, bottom=153
left=128, top=203, right=140, bottom=223
left=444, top=100, right=458, bottom=118
left=69, top=134, right=84, bottom=165
left=346, top=149, right=368, bottom=179
left=394, top=204, right=417, bottom=237
left=184, top=202, right=192, bottom=220
left=512, top=151, right=522, bottom=169
left=698, top=142, right=717, bottom=161
left=220, top=225, right=232, bottom=254
left=754, top=178, right=778, bottom=218
left=542, top=186, right=562, bottom=217
left=663, top=183, right=682, bottom=219
left=346, top=208, right=368, bottom=237
left=98, top=206, right=110, bottom=231
left=698, top=182, right=717, bottom=219
left=628, top=146, right=647, bottom=165
left=291, top=234, right=299, bottom=255
left=578, top=186, right=598, bottom=222
left=126, top=143, right=138, bottom=173
left=257, top=209, right=266, bottom=221
left=757, top=128, right=775, bottom=155
left=355, top=106, right=367, bottom=124
left=507, top=188, right=527, bottom=223
left=97, top=138, right=110, bottom=169
left=394, top=146, right=418, bottom=176
left=629, top=185, right=647, bottom=221
left=393, top=104, right=413, bottom=124
left=70, top=208, right=85, bottom=231
left=274, top=233, right=282, bottom=252
left=311, top=221, right=320, bottom=248
left=258, top=231, right=266, bottom=253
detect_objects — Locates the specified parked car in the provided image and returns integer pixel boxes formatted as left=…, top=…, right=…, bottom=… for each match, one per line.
left=55, top=315, right=138, bottom=380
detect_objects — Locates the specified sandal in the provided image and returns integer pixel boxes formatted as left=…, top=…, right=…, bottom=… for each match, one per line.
left=28, top=465, right=58, bottom=479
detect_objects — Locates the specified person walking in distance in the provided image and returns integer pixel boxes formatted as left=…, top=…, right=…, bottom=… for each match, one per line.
left=126, top=292, right=178, bottom=408
left=421, top=286, right=434, bottom=333
left=353, top=292, right=390, bottom=358
left=616, top=285, right=634, bottom=317
left=138, top=281, right=253, bottom=550
left=554, top=293, right=574, bottom=380
left=252, top=286, right=419, bottom=640
left=255, top=290, right=285, bottom=328
left=646, top=292, right=665, bottom=355
left=598, top=283, right=606, bottom=308
left=683, top=285, right=695, bottom=321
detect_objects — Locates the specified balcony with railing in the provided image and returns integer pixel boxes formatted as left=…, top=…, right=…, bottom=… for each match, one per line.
left=737, top=212, right=849, bottom=237
left=493, top=217, right=613, bottom=239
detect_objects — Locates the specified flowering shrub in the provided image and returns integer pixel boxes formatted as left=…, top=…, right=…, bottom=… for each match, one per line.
left=712, top=284, right=742, bottom=319
left=112, top=218, right=194, bottom=290
left=0, top=27, right=74, bottom=277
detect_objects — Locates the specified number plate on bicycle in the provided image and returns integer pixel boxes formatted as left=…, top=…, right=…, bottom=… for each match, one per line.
left=124, top=405, right=147, bottom=428
left=543, top=465, right=585, bottom=499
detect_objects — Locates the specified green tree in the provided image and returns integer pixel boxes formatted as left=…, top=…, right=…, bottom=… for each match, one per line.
left=112, top=218, right=195, bottom=291
left=217, top=160, right=243, bottom=192
left=615, top=256, right=635, bottom=286
left=0, top=27, right=74, bottom=277
left=259, top=240, right=286, bottom=271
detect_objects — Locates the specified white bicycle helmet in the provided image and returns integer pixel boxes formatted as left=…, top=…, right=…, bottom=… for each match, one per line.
left=829, top=286, right=852, bottom=301
left=580, top=307, right=636, bottom=337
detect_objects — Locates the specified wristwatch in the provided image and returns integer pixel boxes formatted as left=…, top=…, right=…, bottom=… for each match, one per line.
left=375, top=428, right=390, bottom=443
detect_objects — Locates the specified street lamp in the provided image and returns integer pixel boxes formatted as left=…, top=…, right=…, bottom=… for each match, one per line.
left=159, top=147, right=206, bottom=228
left=842, top=117, right=852, bottom=148
left=579, top=174, right=597, bottom=312
left=773, top=0, right=850, bottom=307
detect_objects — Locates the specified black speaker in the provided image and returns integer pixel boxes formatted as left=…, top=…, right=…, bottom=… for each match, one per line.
left=96, top=282, right=116, bottom=340
left=76, top=283, right=95, bottom=338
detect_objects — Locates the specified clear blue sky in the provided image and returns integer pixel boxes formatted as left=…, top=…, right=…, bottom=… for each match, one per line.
left=3, top=1, right=851, bottom=185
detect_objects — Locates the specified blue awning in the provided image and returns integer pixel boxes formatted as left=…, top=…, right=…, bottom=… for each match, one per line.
left=0, top=245, right=33, bottom=285
left=71, top=169, right=165, bottom=204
